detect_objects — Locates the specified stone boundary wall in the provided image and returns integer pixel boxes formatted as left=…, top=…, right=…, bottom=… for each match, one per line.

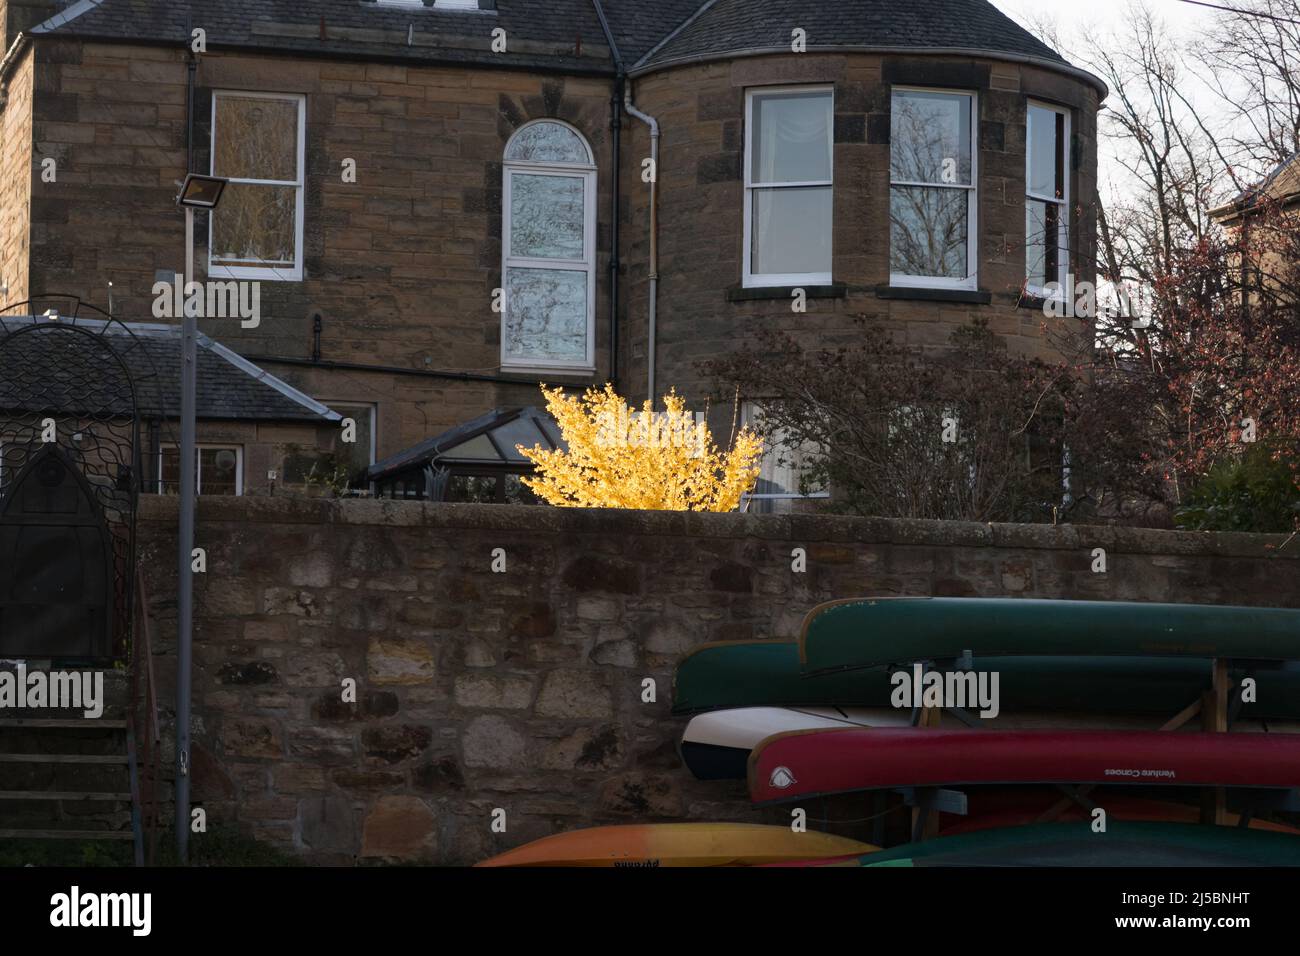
left=133, top=496, right=1300, bottom=864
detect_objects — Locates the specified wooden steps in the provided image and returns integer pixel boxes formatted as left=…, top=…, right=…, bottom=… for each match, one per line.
left=0, top=791, right=132, bottom=801
left=0, top=718, right=128, bottom=729
left=0, top=753, right=129, bottom=764
left=0, top=677, right=141, bottom=853
left=0, top=829, right=134, bottom=841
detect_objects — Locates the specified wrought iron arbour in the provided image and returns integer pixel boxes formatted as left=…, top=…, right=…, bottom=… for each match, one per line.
left=0, top=296, right=171, bottom=663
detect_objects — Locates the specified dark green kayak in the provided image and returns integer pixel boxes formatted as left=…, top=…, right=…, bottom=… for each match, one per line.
left=671, top=639, right=1300, bottom=719
left=857, top=821, right=1300, bottom=866
left=801, top=598, right=1300, bottom=675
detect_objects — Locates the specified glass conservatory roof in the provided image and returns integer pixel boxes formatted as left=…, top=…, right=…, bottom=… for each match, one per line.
left=367, top=406, right=563, bottom=481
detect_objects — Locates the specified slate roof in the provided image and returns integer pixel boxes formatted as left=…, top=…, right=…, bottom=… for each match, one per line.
left=596, top=0, right=704, bottom=66
left=29, top=0, right=1095, bottom=87
left=1211, top=152, right=1300, bottom=220
left=631, top=0, right=1073, bottom=73
left=32, top=0, right=615, bottom=74
left=0, top=316, right=340, bottom=423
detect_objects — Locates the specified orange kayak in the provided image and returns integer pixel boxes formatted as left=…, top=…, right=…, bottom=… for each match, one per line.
left=475, top=823, right=878, bottom=867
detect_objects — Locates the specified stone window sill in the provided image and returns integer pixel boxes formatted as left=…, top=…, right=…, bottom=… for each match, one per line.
left=499, top=366, right=597, bottom=379
left=1018, top=292, right=1070, bottom=311
left=874, top=285, right=992, bottom=305
left=727, top=283, right=847, bottom=302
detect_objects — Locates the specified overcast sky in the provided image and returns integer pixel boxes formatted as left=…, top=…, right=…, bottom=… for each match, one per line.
left=992, top=0, right=1220, bottom=44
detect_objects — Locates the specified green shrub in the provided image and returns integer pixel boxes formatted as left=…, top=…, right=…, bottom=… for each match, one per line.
left=1175, top=446, right=1300, bottom=533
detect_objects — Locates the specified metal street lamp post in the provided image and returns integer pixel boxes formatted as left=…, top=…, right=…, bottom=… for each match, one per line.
left=173, top=172, right=227, bottom=864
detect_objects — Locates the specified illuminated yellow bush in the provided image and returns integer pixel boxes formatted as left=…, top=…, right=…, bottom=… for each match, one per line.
left=517, top=384, right=764, bottom=511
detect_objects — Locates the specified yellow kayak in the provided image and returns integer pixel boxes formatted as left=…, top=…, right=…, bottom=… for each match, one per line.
left=475, top=823, right=877, bottom=867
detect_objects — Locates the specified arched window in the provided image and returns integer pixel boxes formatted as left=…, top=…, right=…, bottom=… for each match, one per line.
left=501, top=120, right=596, bottom=371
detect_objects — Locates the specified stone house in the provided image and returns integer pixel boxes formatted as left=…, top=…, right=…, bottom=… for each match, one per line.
left=1210, top=152, right=1300, bottom=318
left=0, top=0, right=1105, bottom=508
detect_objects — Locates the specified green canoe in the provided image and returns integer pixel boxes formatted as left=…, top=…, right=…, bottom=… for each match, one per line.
left=857, top=821, right=1300, bottom=866
left=671, top=639, right=1300, bottom=718
left=801, top=597, right=1300, bottom=675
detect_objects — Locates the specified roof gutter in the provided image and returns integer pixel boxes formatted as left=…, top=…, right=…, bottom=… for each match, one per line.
left=622, top=83, right=659, bottom=407
left=629, top=45, right=1109, bottom=100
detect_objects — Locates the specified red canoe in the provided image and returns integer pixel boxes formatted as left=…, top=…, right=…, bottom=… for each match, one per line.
left=748, top=728, right=1300, bottom=804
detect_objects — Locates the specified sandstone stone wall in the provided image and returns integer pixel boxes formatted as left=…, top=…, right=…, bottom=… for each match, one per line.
left=0, top=43, right=33, bottom=306
left=133, top=496, right=1298, bottom=864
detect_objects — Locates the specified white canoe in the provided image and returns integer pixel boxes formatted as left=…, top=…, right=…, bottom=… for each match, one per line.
left=680, top=706, right=911, bottom=780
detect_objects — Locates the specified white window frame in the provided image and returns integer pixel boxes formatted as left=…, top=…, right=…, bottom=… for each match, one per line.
left=209, top=90, right=307, bottom=282
left=1025, top=100, right=1071, bottom=298
left=743, top=85, right=834, bottom=289
left=500, top=119, right=597, bottom=374
left=741, top=402, right=832, bottom=503
left=157, top=443, right=245, bottom=496
left=888, top=86, right=979, bottom=292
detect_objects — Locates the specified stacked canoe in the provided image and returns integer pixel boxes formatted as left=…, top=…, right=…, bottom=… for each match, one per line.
left=479, top=597, right=1300, bottom=867
left=675, top=597, right=1300, bottom=865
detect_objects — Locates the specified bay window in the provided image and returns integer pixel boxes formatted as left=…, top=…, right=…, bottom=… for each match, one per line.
left=501, top=120, right=597, bottom=372
left=209, top=91, right=305, bottom=281
left=743, top=86, right=834, bottom=287
left=1026, top=102, right=1070, bottom=295
left=889, top=88, right=978, bottom=290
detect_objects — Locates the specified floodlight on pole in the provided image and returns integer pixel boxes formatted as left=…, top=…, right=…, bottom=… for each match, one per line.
left=173, top=171, right=226, bottom=866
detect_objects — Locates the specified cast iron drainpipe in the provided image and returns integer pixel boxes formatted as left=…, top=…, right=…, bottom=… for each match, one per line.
left=608, top=74, right=623, bottom=391
left=623, top=84, right=659, bottom=408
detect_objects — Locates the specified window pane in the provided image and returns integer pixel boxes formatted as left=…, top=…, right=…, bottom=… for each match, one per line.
left=493, top=417, right=547, bottom=462
left=443, top=433, right=501, bottom=461
left=330, top=405, right=374, bottom=481
left=199, top=447, right=239, bottom=496
left=158, top=447, right=239, bottom=495
left=505, top=122, right=589, bottom=164
left=751, top=186, right=832, bottom=277
left=211, top=182, right=297, bottom=268
left=159, top=446, right=180, bottom=495
left=446, top=475, right=501, bottom=503
left=891, top=90, right=971, bottom=185
left=1026, top=199, right=1062, bottom=289
left=756, top=434, right=826, bottom=496
left=743, top=404, right=827, bottom=498
left=214, top=95, right=299, bottom=181
left=510, top=173, right=585, bottom=259
left=504, top=267, right=587, bottom=363
left=1027, top=106, right=1063, bottom=198
left=751, top=90, right=832, bottom=184
left=890, top=185, right=969, bottom=279
left=503, top=473, right=540, bottom=504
